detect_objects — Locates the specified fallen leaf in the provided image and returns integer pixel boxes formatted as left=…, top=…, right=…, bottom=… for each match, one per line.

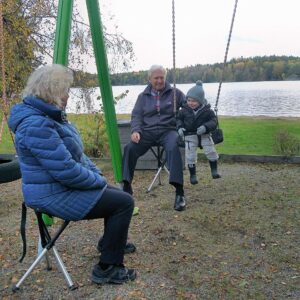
left=11, top=276, right=18, bottom=283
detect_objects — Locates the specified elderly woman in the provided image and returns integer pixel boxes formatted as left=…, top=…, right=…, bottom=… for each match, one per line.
left=8, top=64, right=136, bottom=284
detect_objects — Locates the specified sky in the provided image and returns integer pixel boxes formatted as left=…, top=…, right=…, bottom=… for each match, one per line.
left=79, top=0, right=300, bottom=72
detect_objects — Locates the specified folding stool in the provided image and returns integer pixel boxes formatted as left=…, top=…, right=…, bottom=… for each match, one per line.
left=12, top=207, right=77, bottom=292
left=146, top=145, right=169, bottom=193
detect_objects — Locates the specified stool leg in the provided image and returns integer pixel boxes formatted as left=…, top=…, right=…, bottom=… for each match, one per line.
left=147, top=159, right=170, bottom=193
left=45, top=253, right=52, bottom=271
left=147, top=166, right=163, bottom=193
left=158, top=165, right=170, bottom=184
left=52, top=246, right=77, bottom=290
left=163, top=165, right=170, bottom=175
left=12, top=248, right=48, bottom=292
left=13, top=217, right=76, bottom=292
left=38, top=236, right=52, bottom=270
left=158, top=169, right=162, bottom=185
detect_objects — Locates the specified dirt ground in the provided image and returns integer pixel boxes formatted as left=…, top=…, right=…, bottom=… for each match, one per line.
left=0, top=161, right=299, bottom=299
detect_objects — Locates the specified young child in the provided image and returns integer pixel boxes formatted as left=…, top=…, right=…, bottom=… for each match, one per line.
left=177, top=81, right=221, bottom=184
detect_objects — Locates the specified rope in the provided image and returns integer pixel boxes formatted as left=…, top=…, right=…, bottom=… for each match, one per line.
left=214, top=0, right=239, bottom=113
left=171, top=0, right=177, bottom=114
left=0, top=1, right=15, bottom=146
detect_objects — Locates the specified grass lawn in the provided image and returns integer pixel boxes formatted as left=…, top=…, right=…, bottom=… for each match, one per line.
left=1, top=114, right=299, bottom=156
left=216, top=116, right=300, bottom=155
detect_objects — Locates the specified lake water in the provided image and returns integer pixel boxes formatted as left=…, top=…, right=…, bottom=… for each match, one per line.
left=68, top=81, right=300, bottom=117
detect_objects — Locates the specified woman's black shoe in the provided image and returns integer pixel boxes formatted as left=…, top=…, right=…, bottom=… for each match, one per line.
left=123, top=242, right=136, bottom=254
left=174, top=194, right=186, bottom=211
left=92, top=264, right=137, bottom=284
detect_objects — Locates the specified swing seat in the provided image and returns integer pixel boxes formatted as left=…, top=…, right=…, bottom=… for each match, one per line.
left=0, top=154, right=21, bottom=183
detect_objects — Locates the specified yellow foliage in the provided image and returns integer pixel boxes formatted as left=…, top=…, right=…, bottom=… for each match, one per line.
left=1, top=1, right=34, bottom=105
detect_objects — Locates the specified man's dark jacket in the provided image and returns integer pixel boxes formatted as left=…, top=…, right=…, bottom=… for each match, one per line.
left=131, top=82, right=185, bottom=133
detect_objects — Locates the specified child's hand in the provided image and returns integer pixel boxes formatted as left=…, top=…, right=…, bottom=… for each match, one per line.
left=178, top=128, right=186, bottom=138
left=196, top=126, right=206, bottom=135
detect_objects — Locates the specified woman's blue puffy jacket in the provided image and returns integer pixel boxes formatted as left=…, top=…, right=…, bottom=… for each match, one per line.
left=8, top=96, right=107, bottom=221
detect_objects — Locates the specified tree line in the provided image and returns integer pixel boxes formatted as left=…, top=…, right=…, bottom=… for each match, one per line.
left=74, top=55, right=300, bottom=87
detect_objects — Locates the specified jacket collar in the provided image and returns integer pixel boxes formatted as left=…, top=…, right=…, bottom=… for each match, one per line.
left=23, top=96, right=67, bottom=122
left=183, top=102, right=211, bottom=113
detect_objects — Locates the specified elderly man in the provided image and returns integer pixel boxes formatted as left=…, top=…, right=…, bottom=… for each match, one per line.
left=122, top=65, right=186, bottom=211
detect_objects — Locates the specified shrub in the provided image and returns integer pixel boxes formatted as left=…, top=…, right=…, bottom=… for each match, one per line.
left=72, top=88, right=129, bottom=158
left=274, top=130, right=300, bottom=156
left=78, top=113, right=109, bottom=158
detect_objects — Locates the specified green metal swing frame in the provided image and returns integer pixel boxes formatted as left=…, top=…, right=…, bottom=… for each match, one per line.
left=54, top=0, right=122, bottom=183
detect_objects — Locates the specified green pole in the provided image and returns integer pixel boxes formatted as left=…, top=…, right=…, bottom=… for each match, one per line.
left=53, top=0, right=74, bottom=65
left=86, top=0, right=122, bottom=182
left=43, top=0, right=73, bottom=226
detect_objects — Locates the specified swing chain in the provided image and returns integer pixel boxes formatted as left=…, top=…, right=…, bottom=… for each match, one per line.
left=215, top=0, right=239, bottom=113
left=172, top=0, right=177, bottom=114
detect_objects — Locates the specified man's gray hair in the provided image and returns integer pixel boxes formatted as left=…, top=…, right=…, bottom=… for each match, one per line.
left=23, top=64, right=73, bottom=107
left=148, top=65, right=167, bottom=78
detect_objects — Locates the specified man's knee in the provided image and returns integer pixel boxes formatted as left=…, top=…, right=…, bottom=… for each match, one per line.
left=163, top=131, right=180, bottom=149
left=124, top=141, right=146, bottom=158
left=165, top=139, right=180, bottom=152
left=124, top=142, right=135, bottom=155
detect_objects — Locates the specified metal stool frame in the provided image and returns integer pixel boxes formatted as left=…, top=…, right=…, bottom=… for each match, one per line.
left=147, top=145, right=169, bottom=193
left=13, top=210, right=77, bottom=292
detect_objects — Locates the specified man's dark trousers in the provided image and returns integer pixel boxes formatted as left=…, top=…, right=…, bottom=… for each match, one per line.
left=122, top=129, right=183, bottom=185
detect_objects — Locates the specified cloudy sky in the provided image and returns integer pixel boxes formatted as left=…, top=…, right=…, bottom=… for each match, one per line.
left=80, top=0, right=300, bottom=72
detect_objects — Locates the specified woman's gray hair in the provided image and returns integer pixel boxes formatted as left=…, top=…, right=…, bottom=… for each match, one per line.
left=148, top=65, right=167, bottom=78
left=22, top=64, right=74, bottom=107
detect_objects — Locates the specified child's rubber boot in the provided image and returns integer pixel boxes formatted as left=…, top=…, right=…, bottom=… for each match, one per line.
left=209, top=160, right=221, bottom=179
left=188, top=164, right=198, bottom=185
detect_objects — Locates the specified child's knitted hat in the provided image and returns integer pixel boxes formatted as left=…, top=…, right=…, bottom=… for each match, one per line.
left=186, top=80, right=205, bottom=105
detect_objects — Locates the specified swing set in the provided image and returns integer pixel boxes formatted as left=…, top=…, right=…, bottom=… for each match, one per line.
left=0, top=0, right=239, bottom=291
left=0, top=0, right=239, bottom=185
left=0, top=0, right=238, bottom=184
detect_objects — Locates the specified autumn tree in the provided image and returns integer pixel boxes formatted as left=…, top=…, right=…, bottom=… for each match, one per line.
left=1, top=0, right=134, bottom=103
left=1, top=0, right=35, bottom=100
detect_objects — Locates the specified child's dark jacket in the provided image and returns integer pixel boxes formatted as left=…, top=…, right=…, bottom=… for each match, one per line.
left=176, top=103, right=218, bottom=135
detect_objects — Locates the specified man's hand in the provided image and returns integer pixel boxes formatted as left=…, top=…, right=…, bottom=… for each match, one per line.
left=131, top=132, right=140, bottom=143
left=197, top=125, right=206, bottom=135
left=178, top=128, right=186, bottom=139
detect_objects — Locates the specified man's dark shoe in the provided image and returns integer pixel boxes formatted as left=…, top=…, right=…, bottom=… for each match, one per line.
left=123, top=181, right=133, bottom=195
left=174, top=194, right=186, bottom=211
left=92, top=264, right=137, bottom=284
left=97, top=238, right=136, bottom=254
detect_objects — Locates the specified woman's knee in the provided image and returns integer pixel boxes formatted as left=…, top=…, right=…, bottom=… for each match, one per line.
left=120, top=192, right=134, bottom=211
